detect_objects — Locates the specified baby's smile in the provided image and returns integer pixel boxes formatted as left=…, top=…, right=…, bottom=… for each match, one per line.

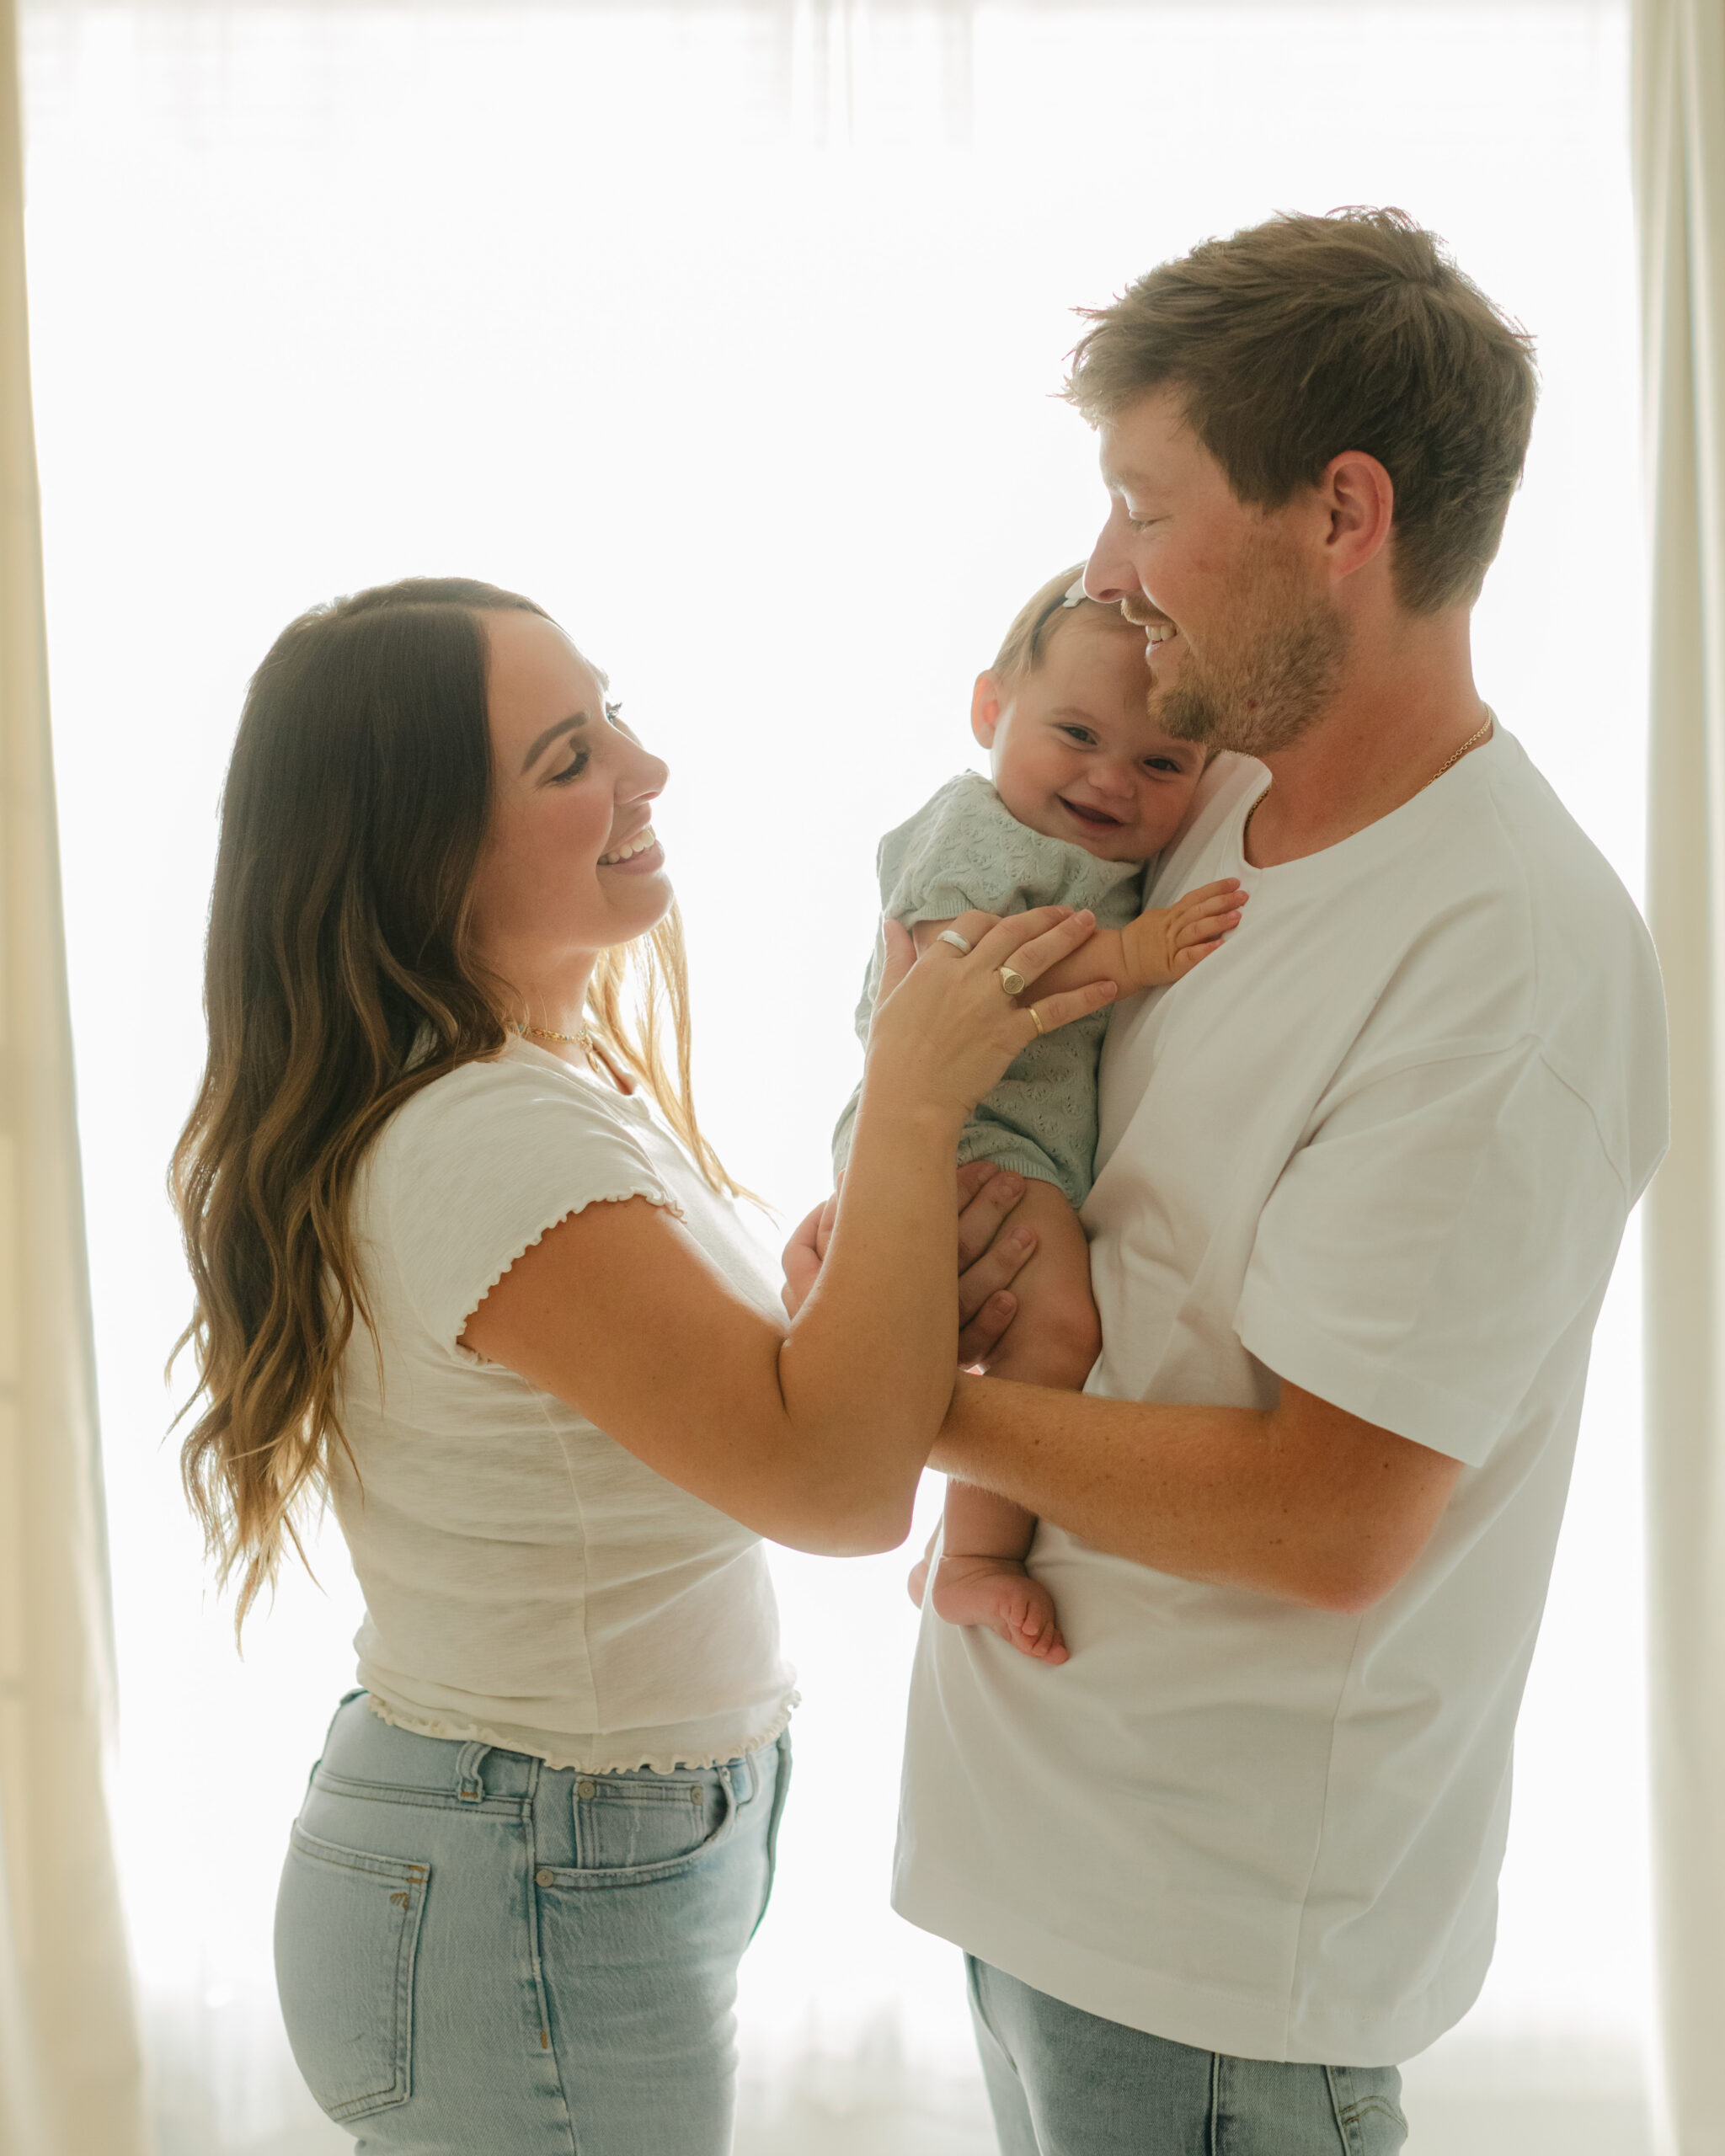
left=1056, top=795, right=1131, bottom=834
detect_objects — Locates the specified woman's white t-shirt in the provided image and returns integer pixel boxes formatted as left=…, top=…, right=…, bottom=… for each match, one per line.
left=331, top=1036, right=797, bottom=1774
left=893, top=728, right=1669, bottom=2066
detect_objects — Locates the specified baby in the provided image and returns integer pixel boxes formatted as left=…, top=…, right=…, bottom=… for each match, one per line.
left=832, top=565, right=1244, bottom=1662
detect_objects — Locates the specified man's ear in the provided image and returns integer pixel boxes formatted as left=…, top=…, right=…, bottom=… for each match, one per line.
left=1319, top=450, right=1395, bottom=584
left=971, top=670, right=1005, bottom=750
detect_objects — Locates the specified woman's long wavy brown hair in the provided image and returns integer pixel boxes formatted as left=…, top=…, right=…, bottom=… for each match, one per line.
left=171, top=576, right=740, bottom=1629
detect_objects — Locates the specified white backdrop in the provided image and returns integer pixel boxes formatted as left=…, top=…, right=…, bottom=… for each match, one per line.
left=19, top=4, right=1650, bottom=2150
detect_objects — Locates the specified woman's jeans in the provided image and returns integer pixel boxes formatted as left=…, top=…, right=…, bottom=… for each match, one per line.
left=969, top=1956, right=1409, bottom=2156
left=275, top=1692, right=789, bottom=2155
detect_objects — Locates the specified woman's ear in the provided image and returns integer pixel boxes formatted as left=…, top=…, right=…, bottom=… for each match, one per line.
left=971, top=670, right=1005, bottom=750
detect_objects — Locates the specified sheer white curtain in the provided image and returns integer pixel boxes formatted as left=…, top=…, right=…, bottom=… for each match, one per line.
left=17, top=4, right=1650, bottom=2151
left=0, top=3, right=147, bottom=2150
left=1633, top=3, right=1725, bottom=2153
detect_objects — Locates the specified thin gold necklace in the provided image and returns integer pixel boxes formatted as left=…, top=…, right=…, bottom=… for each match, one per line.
left=1242, top=710, right=1494, bottom=853
left=518, top=1021, right=593, bottom=1049
left=515, top=1019, right=611, bottom=1081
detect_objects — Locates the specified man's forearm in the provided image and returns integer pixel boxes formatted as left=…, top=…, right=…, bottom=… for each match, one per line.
left=929, top=1373, right=1459, bottom=1614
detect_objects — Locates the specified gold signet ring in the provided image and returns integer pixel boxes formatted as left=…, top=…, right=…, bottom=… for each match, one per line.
left=997, top=964, right=1028, bottom=998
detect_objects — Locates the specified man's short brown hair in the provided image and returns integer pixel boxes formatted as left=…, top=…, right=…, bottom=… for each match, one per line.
left=1065, top=209, right=1538, bottom=614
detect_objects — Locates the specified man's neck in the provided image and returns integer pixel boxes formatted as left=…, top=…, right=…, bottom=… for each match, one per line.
left=1243, top=608, right=1489, bottom=868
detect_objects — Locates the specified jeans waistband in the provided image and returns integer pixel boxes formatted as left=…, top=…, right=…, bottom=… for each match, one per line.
left=311, top=1691, right=767, bottom=1814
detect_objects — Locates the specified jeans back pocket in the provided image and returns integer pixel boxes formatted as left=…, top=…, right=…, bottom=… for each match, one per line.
left=275, top=1822, right=429, bottom=2122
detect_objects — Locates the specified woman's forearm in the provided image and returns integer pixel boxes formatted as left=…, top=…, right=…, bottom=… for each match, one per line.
left=773, top=1081, right=966, bottom=1533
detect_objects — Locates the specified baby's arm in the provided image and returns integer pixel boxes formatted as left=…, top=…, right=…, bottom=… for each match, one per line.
left=910, top=883, right=1245, bottom=1002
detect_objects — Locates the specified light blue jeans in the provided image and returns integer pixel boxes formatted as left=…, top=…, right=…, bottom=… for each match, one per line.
left=275, top=1692, right=789, bottom=2155
left=969, top=1957, right=1409, bottom=2155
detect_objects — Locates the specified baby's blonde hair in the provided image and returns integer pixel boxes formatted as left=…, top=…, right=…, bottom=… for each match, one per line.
left=991, top=563, right=1144, bottom=681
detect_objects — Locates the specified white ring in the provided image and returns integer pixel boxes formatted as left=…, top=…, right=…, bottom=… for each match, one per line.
left=937, top=929, right=974, bottom=955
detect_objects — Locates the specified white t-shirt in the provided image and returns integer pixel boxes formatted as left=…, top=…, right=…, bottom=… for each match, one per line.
left=331, top=1037, right=797, bottom=1774
left=894, top=728, right=1668, bottom=2066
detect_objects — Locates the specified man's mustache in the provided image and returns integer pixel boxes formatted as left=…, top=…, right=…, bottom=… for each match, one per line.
left=1119, top=595, right=1176, bottom=631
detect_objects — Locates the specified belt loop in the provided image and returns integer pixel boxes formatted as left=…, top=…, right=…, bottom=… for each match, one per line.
left=455, top=1742, right=490, bottom=1802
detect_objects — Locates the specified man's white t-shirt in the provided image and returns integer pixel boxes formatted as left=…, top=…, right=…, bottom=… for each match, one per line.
left=893, top=728, right=1668, bottom=2067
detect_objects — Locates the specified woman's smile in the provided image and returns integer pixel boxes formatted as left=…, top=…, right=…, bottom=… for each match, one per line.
left=598, top=824, right=663, bottom=872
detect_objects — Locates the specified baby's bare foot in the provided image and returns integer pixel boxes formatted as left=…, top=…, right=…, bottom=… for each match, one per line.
left=931, top=1555, right=1069, bottom=1664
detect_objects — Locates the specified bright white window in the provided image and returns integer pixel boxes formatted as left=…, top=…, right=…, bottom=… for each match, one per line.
left=21, top=4, right=1648, bottom=2149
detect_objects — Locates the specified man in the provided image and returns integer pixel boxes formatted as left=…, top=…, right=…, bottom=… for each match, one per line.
left=888, top=211, right=1667, bottom=2151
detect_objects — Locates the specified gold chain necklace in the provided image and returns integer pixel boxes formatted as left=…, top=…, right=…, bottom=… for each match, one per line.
left=518, top=1021, right=594, bottom=1049
left=515, top=1019, right=611, bottom=1081
left=1242, top=710, right=1494, bottom=852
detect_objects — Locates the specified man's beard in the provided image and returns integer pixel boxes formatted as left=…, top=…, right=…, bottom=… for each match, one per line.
left=1133, top=534, right=1350, bottom=758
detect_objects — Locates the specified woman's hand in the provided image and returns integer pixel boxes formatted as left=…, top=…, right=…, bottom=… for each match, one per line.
left=862, top=906, right=1116, bottom=1128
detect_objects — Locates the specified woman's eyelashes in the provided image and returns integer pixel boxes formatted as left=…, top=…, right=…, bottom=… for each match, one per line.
left=548, top=745, right=590, bottom=785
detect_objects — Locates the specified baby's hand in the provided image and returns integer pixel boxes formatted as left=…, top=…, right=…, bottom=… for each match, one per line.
left=1126, top=879, right=1247, bottom=986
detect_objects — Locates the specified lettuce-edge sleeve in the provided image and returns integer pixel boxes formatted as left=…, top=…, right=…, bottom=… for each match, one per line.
left=364, top=1059, right=684, bottom=1362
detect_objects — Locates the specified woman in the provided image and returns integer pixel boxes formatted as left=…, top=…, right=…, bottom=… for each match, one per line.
left=172, top=576, right=1110, bottom=2154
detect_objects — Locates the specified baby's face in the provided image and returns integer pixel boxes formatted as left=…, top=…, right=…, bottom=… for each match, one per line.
left=974, top=616, right=1207, bottom=862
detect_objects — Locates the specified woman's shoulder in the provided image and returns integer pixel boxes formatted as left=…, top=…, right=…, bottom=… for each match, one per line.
left=372, top=1047, right=651, bottom=1187
left=358, top=1044, right=679, bottom=1356
left=368, top=1047, right=665, bottom=1223
left=384, top=1043, right=637, bottom=1145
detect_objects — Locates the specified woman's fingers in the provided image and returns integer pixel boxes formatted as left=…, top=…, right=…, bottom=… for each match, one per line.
left=781, top=1200, right=827, bottom=1319
left=971, top=905, right=1095, bottom=988
left=876, top=917, right=917, bottom=1004
left=814, top=1178, right=841, bottom=1261
left=938, top=909, right=1003, bottom=955
left=1023, top=978, right=1118, bottom=1038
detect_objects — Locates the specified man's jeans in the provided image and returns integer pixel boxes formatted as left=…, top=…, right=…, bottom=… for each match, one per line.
left=968, top=1956, right=1409, bottom=2155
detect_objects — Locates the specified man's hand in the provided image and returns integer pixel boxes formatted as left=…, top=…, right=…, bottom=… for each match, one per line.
left=782, top=1161, right=1039, bottom=1368
left=953, top=1161, right=1036, bottom=1368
